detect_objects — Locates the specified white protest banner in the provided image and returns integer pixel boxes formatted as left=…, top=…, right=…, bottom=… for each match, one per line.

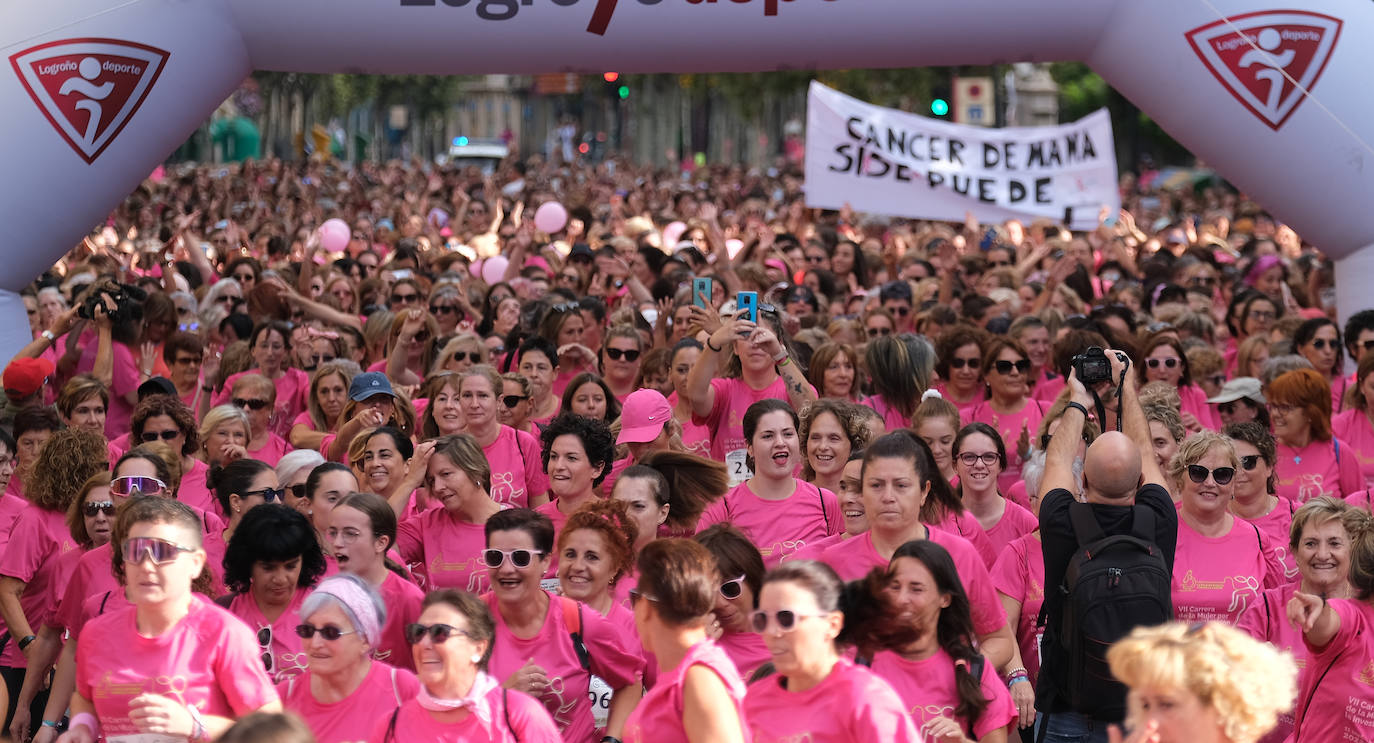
left=804, top=81, right=1119, bottom=230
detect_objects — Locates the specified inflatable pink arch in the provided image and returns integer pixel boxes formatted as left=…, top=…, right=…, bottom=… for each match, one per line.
left=2, top=1, right=1370, bottom=354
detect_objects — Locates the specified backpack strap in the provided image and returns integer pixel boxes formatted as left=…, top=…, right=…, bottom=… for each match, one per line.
left=560, top=596, right=591, bottom=671
left=384, top=707, right=399, bottom=743
left=966, top=655, right=986, bottom=740
left=1068, top=501, right=1107, bottom=546
left=213, top=593, right=235, bottom=610
left=1128, top=504, right=1156, bottom=543
left=98, top=590, right=112, bottom=614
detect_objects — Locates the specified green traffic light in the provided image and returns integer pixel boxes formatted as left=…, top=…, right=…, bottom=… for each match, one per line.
left=618, top=85, right=629, bottom=99
left=931, top=98, right=949, bottom=116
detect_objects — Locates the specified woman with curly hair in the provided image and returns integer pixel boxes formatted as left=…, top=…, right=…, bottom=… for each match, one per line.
left=934, top=325, right=989, bottom=421
left=799, top=400, right=871, bottom=497
left=534, top=412, right=618, bottom=543
left=222, top=503, right=328, bottom=683
left=131, top=394, right=210, bottom=515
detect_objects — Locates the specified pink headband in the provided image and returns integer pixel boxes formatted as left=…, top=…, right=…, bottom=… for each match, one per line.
left=310, top=576, right=382, bottom=647
left=1244, top=255, right=1282, bottom=286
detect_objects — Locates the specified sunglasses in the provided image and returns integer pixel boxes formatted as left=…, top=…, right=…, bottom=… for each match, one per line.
left=405, top=623, right=474, bottom=645
left=122, top=536, right=195, bottom=565
left=1146, top=358, right=1180, bottom=369
left=1040, top=429, right=1092, bottom=450
left=141, top=430, right=180, bottom=442
left=1308, top=338, right=1336, bottom=350
left=867, top=327, right=892, bottom=338
left=257, top=626, right=274, bottom=673
left=233, top=398, right=271, bottom=411
left=750, top=609, right=827, bottom=633
left=110, top=475, right=166, bottom=497
left=1240, top=454, right=1262, bottom=471
left=174, top=355, right=202, bottom=366
left=243, top=486, right=285, bottom=503
left=950, top=357, right=980, bottom=370
left=628, top=589, right=659, bottom=608
left=1187, top=465, right=1235, bottom=485
left=889, top=305, right=911, bottom=316
left=958, top=452, right=1000, bottom=467
left=295, top=623, right=355, bottom=641
left=429, top=305, right=459, bottom=316
left=1218, top=401, right=1243, bottom=415
left=482, top=548, right=544, bottom=569
left=551, top=302, right=581, bottom=314
left=605, top=348, right=641, bottom=362
left=994, top=359, right=1031, bottom=375
left=390, top=293, right=420, bottom=305
left=288, top=483, right=307, bottom=500
left=449, top=351, right=480, bottom=364
left=502, top=395, right=528, bottom=409
left=719, top=574, right=746, bottom=600
left=83, top=500, right=116, bottom=517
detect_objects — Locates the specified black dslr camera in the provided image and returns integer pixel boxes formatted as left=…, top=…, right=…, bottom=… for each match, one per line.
left=1072, top=346, right=1114, bottom=386
left=78, top=279, right=147, bottom=327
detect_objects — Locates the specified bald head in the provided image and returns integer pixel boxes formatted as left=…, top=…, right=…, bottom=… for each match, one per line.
left=1083, top=431, right=1142, bottom=502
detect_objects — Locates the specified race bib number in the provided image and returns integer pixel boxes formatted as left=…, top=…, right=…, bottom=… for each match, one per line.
left=540, top=577, right=562, bottom=592
left=588, top=674, right=612, bottom=729
left=725, top=449, right=752, bottom=486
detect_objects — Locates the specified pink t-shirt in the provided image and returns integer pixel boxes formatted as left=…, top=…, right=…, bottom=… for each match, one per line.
left=55, top=542, right=120, bottom=635
left=967, top=398, right=1046, bottom=494
left=1005, top=480, right=1032, bottom=512
left=369, top=684, right=560, bottom=743
left=1235, top=497, right=1300, bottom=583
left=0, top=492, right=28, bottom=552
left=484, top=592, right=644, bottom=743
left=933, top=506, right=998, bottom=568
left=667, top=393, right=711, bottom=458
left=695, top=375, right=797, bottom=469
left=180, top=457, right=220, bottom=518
left=866, top=394, right=917, bottom=432
left=934, top=382, right=986, bottom=423
left=1292, top=598, right=1374, bottom=742
left=819, top=528, right=1008, bottom=636
left=1179, top=383, right=1222, bottom=431
left=1236, top=582, right=1306, bottom=743
left=395, top=508, right=494, bottom=593
left=787, top=532, right=846, bottom=563
left=0, top=504, right=79, bottom=667
left=483, top=426, right=549, bottom=508
left=247, top=432, right=293, bottom=467
left=717, top=628, right=772, bottom=680
left=1274, top=437, right=1364, bottom=502
left=227, top=588, right=311, bottom=683
left=279, top=662, right=420, bottom=743
left=624, top=640, right=747, bottom=743
left=696, top=479, right=842, bottom=567
left=991, top=532, right=1046, bottom=684
left=1033, top=374, right=1066, bottom=404
left=76, top=596, right=279, bottom=737
left=1171, top=517, right=1284, bottom=624
left=745, top=658, right=921, bottom=743
left=1333, top=409, right=1374, bottom=489
left=77, top=339, right=139, bottom=437
left=982, top=499, right=1039, bottom=559
left=372, top=570, right=424, bottom=671
left=215, top=367, right=311, bottom=438
left=871, top=648, right=1017, bottom=739
left=1331, top=374, right=1351, bottom=414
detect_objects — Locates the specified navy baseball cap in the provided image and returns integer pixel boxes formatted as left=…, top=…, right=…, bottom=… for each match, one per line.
left=348, top=372, right=394, bottom=402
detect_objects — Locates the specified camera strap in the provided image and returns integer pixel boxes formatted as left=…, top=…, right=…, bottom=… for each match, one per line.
left=1089, top=386, right=1108, bottom=433
left=1115, top=369, right=1126, bottom=432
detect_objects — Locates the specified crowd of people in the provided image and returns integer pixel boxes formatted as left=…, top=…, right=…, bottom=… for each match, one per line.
left=0, top=152, right=1368, bottom=743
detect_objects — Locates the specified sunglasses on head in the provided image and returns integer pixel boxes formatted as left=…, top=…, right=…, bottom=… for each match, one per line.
left=949, top=357, right=980, bottom=370
left=1187, top=464, right=1235, bottom=485
left=502, top=395, right=528, bottom=408
left=605, top=348, right=641, bottom=362
left=482, top=548, right=544, bottom=569
left=405, top=623, right=474, bottom=645
left=141, top=430, right=180, bottom=442
left=122, top=536, right=195, bottom=565
left=867, top=327, right=891, bottom=338
left=750, top=609, right=826, bottom=633
left=110, top=475, right=166, bottom=497
left=429, top=304, right=459, bottom=316
left=994, top=359, right=1031, bottom=375
left=1146, top=358, right=1180, bottom=369
left=1308, top=338, right=1336, bottom=350
left=719, top=574, right=746, bottom=600
left=1240, top=454, right=1262, bottom=471
left=233, top=398, right=271, bottom=411
left=295, top=623, right=354, bottom=641
left=83, top=500, right=116, bottom=517
left=243, top=486, right=285, bottom=503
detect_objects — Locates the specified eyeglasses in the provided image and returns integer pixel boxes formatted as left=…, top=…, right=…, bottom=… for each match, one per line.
left=233, top=398, right=271, bottom=411
left=750, top=609, right=827, bottom=633
left=1207, top=374, right=1226, bottom=387
left=288, top=483, right=308, bottom=500
left=296, top=623, right=355, bottom=641
left=502, top=395, right=528, bottom=408
left=326, top=526, right=365, bottom=544
left=122, top=536, right=195, bottom=565
left=1308, top=338, right=1336, bottom=350
left=949, top=357, right=980, bottom=370
left=867, top=327, right=892, bottom=338
left=994, top=359, right=1031, bottom=375
left=258, top=626, right=275, bottom=673
left=719, top=574, right=746, bottom=600
left=390, top=293, right=420, bottom=305
left=83, top=500, right=116, bottom=517
left=1146, top=358, right=1180, bottom=369
left=449, top=351, right=480, bottom=364
left=628, top=589, right=659, bottom=608
left=958, top=452, right=1000, bottom=467
left=605, top=348, right=641, bottom=362
left=1268, top=403, right=1297, bottom=416
left=482, top=548, right=544, bottom=569
left=141, top=430, right=180, bottom=442
left=1240, top=455, right=1262, bottom=471
left=405, top=623, right=474, bottom=645
left=243, top=486, right=285, bottom=502
left=110, top=476, right=166, bottom=497
left=1247, top=309, right=1276, bottom=322
left=429, top=305, right=459, bottom=316
left=173, top=355, right=202, bottom=366
left=1187, top=465, right=1235, bottom=485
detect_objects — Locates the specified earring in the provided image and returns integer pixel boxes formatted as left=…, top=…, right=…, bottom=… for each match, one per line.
left=470, top=653, right=482, bottom=664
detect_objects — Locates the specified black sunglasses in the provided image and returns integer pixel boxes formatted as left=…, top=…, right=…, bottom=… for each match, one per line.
left=449, top=351, right=480, bottom=364
left=1308, top=338, right=1336, bottom=350
left=429, top=305, right=459, bottom=316
left=502, top=395, right=528, bottom=409
left=83, top=500, right=116, bottom=517
left=390, top=293, right=420, bottom=305
left=288, top=483, right=307, bottom=500
left=233, top=398, right=271, bottom=411
left=243, top=486, right=285, bottom=503
left=994, top=359, right=1031, bottom=375
left=1240, top=454, right=1261, bottom=471
left=141, top=430, right=180, bottom=442
left=257, top=626, right=274, bottom=673
left=605, top=348, right=641, bottom=362
left=295, top=623, right=354, bottom=641
left=950, top=357, right=980, bottom=370
left=867, top=327, right=891, bottom=337
left=1187, top=465, right=1235, bottom=485
left=1147, top=358, right=1180, bottom=369
left=405, top=623, right=473, bottom=645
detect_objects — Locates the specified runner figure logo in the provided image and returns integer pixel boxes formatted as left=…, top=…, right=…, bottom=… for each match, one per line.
left=10, top=38, right=169, bottom=164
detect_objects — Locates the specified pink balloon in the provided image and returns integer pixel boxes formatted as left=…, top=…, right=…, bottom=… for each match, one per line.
left=481, top=255, right=509, bottom=285
left=533, top=201, right=568, bottom=234
left=318, top=218, right=350, bottom=253
left=662, top=221, right=687, bottom=247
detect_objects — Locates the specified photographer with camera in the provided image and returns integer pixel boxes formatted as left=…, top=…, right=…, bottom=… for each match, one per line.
left=81, top=280, right=147, bottom=437
left=1034, top=348, right=1177, bottom=743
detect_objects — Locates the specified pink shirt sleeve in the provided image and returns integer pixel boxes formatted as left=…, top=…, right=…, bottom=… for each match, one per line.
left=504, top=687, right=564, bottom=743
left=1337, top=437, right=1365, bottom=498
left=212, top=605, right=284, bottom=714
left=516, top=429, right=550, bottom=500
left=582, top=603, right=647, bottom=689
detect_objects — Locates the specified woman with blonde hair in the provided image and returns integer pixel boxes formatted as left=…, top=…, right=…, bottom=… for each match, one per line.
left=432, top=332, right=488, bottom=375
left=377, top=309, right=439, bottom=387
left=915, top=393, right=963, bottom=485
left=289, top=362, right=355, bottom=451
left=199, top=404, right=251, bottom=470
left=1105, top=621, right=1296, bottom=743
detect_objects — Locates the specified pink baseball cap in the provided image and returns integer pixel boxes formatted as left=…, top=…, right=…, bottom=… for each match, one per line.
left=617, top=389, right=672, bottom=445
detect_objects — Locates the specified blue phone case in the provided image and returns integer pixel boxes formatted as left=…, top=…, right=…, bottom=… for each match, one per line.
left=693, top=278, right=712, bottom=308
left=737, top=291, right=758, bottom=322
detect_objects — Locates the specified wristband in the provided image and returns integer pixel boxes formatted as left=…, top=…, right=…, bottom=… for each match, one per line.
left=705, top=337, right=724, bottom=353
left=40, top=720, right=59, bottom=729
left=17, top=634, right=36, bottom=650
left=1065, top=401, right=1090, bottom=419
left=70, top=712, right=99, bottom=738
left=773, top=351, right=789, bottom=364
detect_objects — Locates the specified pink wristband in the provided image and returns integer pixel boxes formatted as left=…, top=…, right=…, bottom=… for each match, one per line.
left=70, top=712, right=100, bottom=738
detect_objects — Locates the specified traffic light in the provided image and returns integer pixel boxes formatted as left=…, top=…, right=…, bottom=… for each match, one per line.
left=603, top=72, right=619, bottom=83
left=930, top=98, right=949, bottom=116
left=617, top=85, right=629, bottom=99
left=930, top=74, right=952, bottom=117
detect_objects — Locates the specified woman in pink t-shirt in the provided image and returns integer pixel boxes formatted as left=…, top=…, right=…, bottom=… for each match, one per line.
left=1294, top=317, right=1349, bottom=414
left=215, top=322, right=310, bottom=439
left=1332, top=353, right=1374, bottom=489
left=231, top=373, right=293, bottom=467
left=329, top=493, right=424, bottom=671
left=954, top=423, right=1037, bottom=558
left=534, top=413, right=617, bottom=548
left=289, top=362, right=353, bottom=452
left=800, top=400, right=869, bottom=498
left=67, top=497, right=280, bottom=743
left=933, top=325, right=988, bottom=423
left=915, top=394, right=962, bottom=485
left=373, top=588, right=559, bottom=743
left=1269, top=369, right=1364, bottom=502
left=744, top=560, right=922, bottom=743
left=967, top=338, right=1045, bottom=494
left=624, top=539, right=748, bottom=743
left=1138, top=333, right=1222, bottom=433
left=868, top=539, right=1018, bottom=742
left=324, top=372, right=418, bottom=465
left=807, top=342, right=866, bottom=403
left=418, top=371, right=466, bottom=440
left=696, top=400, right=842, bottom=566
left=279, top=574, right=420, bottom=743
left=483, top=508, right=645, bottom=743
left=1227, top=422, right=1300, bottom=581
left=666, top=340, right=711, bottom=458
left=132, top=395, right=216, bottom=517
left=222, top=503, right=328, bottom=683
left=1168, top=432, right=1285, bottom=625
left=693, top=524, right=772, bottom=678
left=376, top=308, right=439, bottom=388
left=991, top=530, right=1043, bottom=732
left=461, top=366, right=549, bottom=508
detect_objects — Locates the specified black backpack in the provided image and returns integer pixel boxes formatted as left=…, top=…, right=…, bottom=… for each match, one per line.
left=1054, top=502, right=1172, bottom=716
